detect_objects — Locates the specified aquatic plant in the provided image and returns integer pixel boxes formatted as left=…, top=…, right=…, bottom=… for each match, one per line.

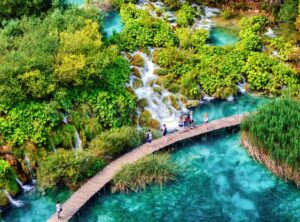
left=111, top=153, right=177, bottom=193
left=242, top=99, right=300, bottom=169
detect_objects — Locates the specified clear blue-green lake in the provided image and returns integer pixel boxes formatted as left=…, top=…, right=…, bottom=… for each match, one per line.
left=210, top=27, right=239, bottom=46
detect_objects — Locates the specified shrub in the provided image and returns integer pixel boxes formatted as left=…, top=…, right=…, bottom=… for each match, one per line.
left=37, top=149, right=106, bottom=190
left=176, top=4, right=196, bottom=27
left=277, top=0, right=298, bottom=22
left=89, top=126, right=142, bottom=160
left=0, top=160, right=19, bottom=195
left=111, top=153, right=177, bottom=193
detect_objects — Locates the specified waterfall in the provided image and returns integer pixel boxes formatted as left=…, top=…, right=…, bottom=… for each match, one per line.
left=15, top=178, right=34, bottom=192
left=129, top=51, right=188, bottom=131
left=25, top=156, right=36, bottom=184
left=237, top=77, right=247, bottom=94
left=3, top=190, right=24, bottom=208
left=136, top=1, right=220, bottom=30
left=264, top=27, right=276, bottom=38
left=226, top=95, right=234, bottom=102
left=74, top=130, right=82, bottom=150
left=63, top=114, right=68, bottom=124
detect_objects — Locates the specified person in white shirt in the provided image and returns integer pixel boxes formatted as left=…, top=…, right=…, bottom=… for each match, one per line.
left=56, top=201, right=62, bottom=219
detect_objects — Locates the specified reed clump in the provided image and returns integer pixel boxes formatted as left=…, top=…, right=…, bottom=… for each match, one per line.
left=111, top=153, right=177, bottom=193
left=241, top=99, right=300, bottom=170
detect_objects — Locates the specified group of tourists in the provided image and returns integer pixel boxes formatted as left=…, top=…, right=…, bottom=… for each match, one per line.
left=145, top=111, right=209, bottom=145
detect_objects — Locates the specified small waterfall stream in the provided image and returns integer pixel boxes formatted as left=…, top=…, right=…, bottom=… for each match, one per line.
left=16, top=179, right=34, bottom=192
left=3, top=190, right=24, bottom=208
left=63, top=114, right=82, bottom=150
left=25, top=156, right=36, bottom=184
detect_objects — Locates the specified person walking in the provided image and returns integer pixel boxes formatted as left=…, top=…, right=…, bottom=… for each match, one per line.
left=189, top=111, right=195, bottom=128
left=178, top=115, right=184, bottom=133
left=146, top=129, right=152, bottom=147
left=204, top=112, right=209, bottom=124
left=56, top=200, right=62, bottom=219
left=162, top=124, right=167, bottom=144
left=184, top=115, right=190, bottom=132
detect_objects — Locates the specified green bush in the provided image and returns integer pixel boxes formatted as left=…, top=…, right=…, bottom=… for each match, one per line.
left=176, top=4, right=196, bottom=27
left=89, top=126, right=142, bottom=160
left=37, top=149, right=106, bottom=190
left=111, top=153, right=177, bottom=193
left=277, top=0, right=298, bottom=22
left=0, top=160, right=19, bottom=195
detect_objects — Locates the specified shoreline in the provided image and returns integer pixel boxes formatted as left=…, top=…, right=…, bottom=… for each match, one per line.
left=241, top=132, right=300, bottom=187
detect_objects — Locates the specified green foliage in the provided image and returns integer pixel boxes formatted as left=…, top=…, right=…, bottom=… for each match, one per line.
left=176, top=4, right=196, bottom=27
left=112, top=4, right=177, bottom=51
left=295, top=3, right=300, bottom=31
left=243, top=52, right=299, bottom=93
left=242, top=99, right=300, bottom=168
left=111, top=153, right=177, bottom=193
left=0, top=0, right=51, bottom=20
left=0, top=160, right=19, bottom=195
left=237, top=16, right=267, bottom=51
left=0, top=102, right=61, bottom=147
left=89, top=126, right=142, bottom=160
left=37, top=149, right=106, bottom=190
left=277, top=0, right=299, bottom=22
left=0, top=8, right=136, bottom=149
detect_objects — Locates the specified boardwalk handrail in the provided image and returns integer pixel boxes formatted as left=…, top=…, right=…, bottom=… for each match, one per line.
left=48, top=113, right=245, bottom=222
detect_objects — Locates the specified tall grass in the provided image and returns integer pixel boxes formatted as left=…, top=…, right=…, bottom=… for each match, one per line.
left=111, top=153, right=177, bottom=193
left=242, top=99, right=300, bottom=168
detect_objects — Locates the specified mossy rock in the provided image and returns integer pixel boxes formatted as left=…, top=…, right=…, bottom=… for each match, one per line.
left=131, top=67, right=142, bottom=78
left=124, top=52, right=132, bottom=60
left=167, top=83, right=179, bottom=93
left=149, top=119, right=160, bottom=129
left=169, top=95, right=180, bottom=110
left=180, top=96, right=188, bottom=105
left=133, top=78, right=143, bottom=89
left=0, top=191, right=9, bottom=207
left=153, top=86, right=163, bottom=94
left=139, top=110, right=152, bottom=126
left=185, top=100, right=200, bottom=108
left=131, top=54, right=145, bottom=67
left=127, top=86, right=137, bottom=97
left=147, top=79, right=156, bottom=87
left=137, top=98, right=148, bottom=109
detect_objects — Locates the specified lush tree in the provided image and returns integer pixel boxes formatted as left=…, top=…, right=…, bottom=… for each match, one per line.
left=0, top=0, right=51, bottom=20
left=277, top=0, right=299, bottom=22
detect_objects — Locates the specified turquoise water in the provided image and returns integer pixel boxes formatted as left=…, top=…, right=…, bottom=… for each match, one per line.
left=210, top=27, right=239, bottom=46
left=74, top=133, right=300, bottom=222
left=65, top=0, right=84, bottom=5
left=103, top=12, right=123, bottom=37
left=1, top=189, right=72, bottom=222
left=4, top=94, right=300, bottom=222
left=193, top=94, right=267, bottom=124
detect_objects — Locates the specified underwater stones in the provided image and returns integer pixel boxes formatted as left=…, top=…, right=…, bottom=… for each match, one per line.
left=133, top=78, right=143, bottom=89
left=131, top=54, right=145, bottom=67
left=131, top=67, right=142, bottom=78
left=137, top=98, right=148, bottom=109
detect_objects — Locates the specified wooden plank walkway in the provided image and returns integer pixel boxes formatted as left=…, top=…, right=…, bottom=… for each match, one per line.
left=48, top=114, right=245, bottom=222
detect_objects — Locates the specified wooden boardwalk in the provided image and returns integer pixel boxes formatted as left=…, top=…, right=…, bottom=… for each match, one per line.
left=48, top=114, right=245, bottom=222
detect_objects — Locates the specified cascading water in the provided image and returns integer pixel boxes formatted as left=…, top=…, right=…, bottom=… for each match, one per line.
left=3, top=190, right=24, bottom=208
left=15, top=179, right=34, bottom=192
left=75, top=130, right=82, bottom=150
left=25, top=156, right=36, bottom=184
left=129, top=51, right=188, bottom=130
left=237, top=77, right=248, bottom=94
left=63, top=114, right=82, bottom=150
left=136, top=0, right=220, bottom=30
